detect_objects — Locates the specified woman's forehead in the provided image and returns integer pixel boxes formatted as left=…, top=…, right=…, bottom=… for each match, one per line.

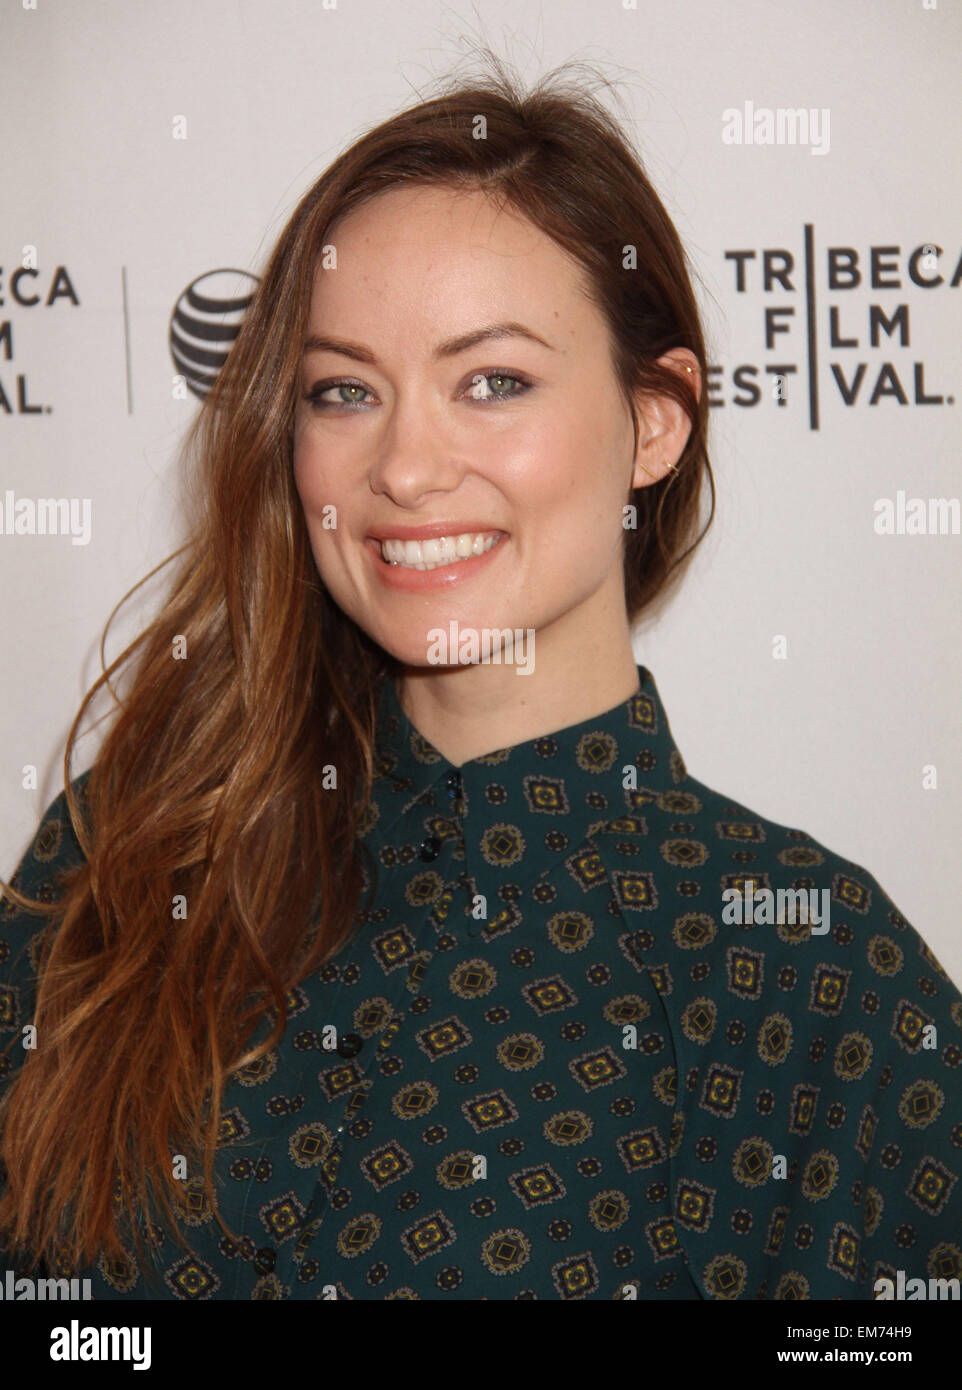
left=308, top=191, right=592, bottom=333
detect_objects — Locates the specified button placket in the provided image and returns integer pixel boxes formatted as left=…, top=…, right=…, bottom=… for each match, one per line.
left=286, top=775, right=473, bottom=1294
left=285, top=839, right=449, bottom=1290
left=445, top=768, right=463, bottom=811
left=442, top=770, right=471, bottom=936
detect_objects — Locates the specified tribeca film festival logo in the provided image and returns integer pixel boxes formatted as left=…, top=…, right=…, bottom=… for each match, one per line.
left=0, top=261, right=255, bottom=412
left=714, top=232, right=959, bottom=430
left=0, top=261, right=254, bottom=546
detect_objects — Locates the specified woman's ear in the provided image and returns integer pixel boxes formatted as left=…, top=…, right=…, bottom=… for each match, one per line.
left=629, top=349, right=701, bottom=490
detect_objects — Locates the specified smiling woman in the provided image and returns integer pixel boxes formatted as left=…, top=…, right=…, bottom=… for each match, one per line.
left=1, top=54, right=959, bottom=1304
left=290, top=181, right=698, bottom=762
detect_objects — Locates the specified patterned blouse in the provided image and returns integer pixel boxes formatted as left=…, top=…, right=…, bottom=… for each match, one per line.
left=1, top=664, right=960, bottom=1300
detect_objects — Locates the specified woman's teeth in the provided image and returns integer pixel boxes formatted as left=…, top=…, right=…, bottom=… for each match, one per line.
left=380, top=531, right=503, bottom=570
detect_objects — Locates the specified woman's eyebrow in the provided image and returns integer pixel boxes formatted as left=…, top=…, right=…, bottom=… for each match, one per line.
left=301, top=321, right=558, bottom=365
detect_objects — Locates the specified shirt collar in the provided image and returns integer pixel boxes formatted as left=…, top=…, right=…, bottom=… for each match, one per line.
left=366, top=664, right=691, bottom=902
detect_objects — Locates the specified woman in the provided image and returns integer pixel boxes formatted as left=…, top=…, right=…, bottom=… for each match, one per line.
left=1, top=62, right=959, bottom=1302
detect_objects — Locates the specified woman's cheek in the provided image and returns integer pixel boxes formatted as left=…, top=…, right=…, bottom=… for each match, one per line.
left=293, top=454, right=335, bottom=517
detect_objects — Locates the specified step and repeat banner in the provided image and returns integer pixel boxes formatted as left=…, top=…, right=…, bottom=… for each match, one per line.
left=1, top=0, right=959, bottom=979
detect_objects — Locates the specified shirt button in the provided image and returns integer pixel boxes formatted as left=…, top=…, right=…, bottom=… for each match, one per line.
left=419, top=836, right=441, bottom=861
left=446, top=770, right=461, bottom=793
left=336, top=1033, right=363, bottom=1058
left=253, top=1246, right=276, bottom=1274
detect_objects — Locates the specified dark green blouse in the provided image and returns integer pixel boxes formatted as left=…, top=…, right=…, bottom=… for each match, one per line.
left=1, top=664, right=960, bottom=1300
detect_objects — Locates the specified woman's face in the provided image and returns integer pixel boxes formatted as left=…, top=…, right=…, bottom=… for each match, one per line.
left=292, top=183, right=683, bottom=672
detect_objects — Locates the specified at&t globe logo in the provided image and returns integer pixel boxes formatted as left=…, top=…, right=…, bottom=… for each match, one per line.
left=168, top=269, right=259, bottom=400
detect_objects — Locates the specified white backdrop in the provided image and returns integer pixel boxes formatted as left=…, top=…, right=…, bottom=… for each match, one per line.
left=1, top=0, right=960, bottom=982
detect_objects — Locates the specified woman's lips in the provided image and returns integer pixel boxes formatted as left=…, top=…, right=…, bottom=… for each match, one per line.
left=365, top=533, right=507, bottom=591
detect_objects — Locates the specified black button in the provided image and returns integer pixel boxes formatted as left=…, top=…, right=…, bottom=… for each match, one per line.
left=253, top=1246, right=276, bottom=1274
left=419, top=836, right=441, bottom=861
left=446, top=770, right=461, bottom=792
left=336, top=1033, right=363, bottom=1058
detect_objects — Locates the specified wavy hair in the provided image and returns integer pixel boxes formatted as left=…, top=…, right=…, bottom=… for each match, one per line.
left=0, top=52, right=714, bottom=1274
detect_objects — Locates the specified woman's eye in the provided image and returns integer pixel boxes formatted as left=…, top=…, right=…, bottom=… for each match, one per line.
left=465, top=372, right=529, bottom=403
left=305, top=381, right=371, bottom=410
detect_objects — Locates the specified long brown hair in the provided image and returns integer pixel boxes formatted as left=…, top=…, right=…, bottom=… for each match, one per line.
left=0, top=52, right=713, bottom=1275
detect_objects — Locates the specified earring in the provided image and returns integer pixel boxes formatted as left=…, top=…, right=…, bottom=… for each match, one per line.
left=635, top=457, right=680, bottom=482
